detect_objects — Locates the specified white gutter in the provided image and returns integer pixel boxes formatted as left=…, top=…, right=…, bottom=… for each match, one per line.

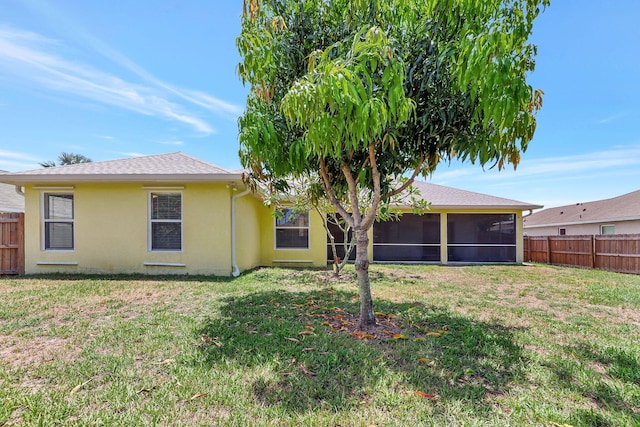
left=231, top=186, right=252, bottom=277
left=15, top=185, right=24, bottom=196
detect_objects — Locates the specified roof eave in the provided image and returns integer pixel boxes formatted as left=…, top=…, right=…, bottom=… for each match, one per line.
left=398, top=203, right=543, bottom=211
left=0, top=173, right=245, bottom=185
left=524, top=215, right=640, bottom=228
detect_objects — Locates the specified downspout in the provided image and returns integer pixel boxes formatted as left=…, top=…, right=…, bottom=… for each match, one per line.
left=15, top=185, right=24, bottom=196
left=231, top=186, right=251, bottom=277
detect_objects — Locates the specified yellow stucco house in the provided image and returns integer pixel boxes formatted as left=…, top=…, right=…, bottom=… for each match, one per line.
left=0, top=152, right=541, bottom=276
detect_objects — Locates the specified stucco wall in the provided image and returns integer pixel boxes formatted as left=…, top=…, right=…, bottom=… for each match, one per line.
left=24, top=183, right=238, bottom=275
left=235, top=194, right=263, bottom=272
left=524, top=219, right=640, bottom=236
left=259, top=207, right=327, bottom=267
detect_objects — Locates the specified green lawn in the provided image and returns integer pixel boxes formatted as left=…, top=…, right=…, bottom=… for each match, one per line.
left=0, top=265, right=638, bottom=426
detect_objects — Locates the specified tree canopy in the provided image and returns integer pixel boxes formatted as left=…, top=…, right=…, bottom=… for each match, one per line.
left=237, top=0, right=548, bottom=327
left=40, top=152, right=93, bottom=168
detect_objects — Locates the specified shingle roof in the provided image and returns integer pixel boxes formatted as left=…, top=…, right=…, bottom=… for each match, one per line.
left=0, top=152, right=243, bottom=185
left=407, top=181, right=542, bottom=210
left=0, top=182, right=24, bottom=212
left=523, top=189, right=640, bottom=228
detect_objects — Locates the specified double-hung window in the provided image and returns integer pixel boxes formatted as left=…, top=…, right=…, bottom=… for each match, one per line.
left=43, top=193, right=74, bottom=250
left=275, top=209, right=309, bottom=249
left=149, top=192, right=182, bottom=251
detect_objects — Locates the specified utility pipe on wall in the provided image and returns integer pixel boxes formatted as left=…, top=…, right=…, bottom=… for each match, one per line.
left=231, top=186, right=251, bottom=277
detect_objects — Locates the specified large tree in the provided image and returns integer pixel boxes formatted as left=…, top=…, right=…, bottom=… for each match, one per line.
left=238, top=0, right=548, bottom=327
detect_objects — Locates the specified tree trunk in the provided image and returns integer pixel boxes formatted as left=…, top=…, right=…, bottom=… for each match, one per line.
left=354, top=228, right=375, bottom=327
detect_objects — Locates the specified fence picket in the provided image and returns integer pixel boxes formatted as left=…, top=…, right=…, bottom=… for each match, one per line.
left=524, top=234, right=640, bottom=275
left=0, top=213, right=24, bottom=275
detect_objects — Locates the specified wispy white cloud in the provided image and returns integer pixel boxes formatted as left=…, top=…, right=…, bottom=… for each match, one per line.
left=435, top=144, right=640, bottom=185
left=0, top=149, right=40, bottom=161
left=504, top=144, right=640, bottom=178
left=117, top=152, right=146, bottom=158
left=158, top=140, right=185, bottom=146
left=428, top=143, right=640, bottom=207
left=0, top=150, right=42, bottom=171
left=0, top=25, right=233, bottom=135
left=598, top=113, right=625, bottom=124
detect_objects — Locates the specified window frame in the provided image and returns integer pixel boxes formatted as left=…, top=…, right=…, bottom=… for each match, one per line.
left=600, top=224, right=615, bottom=235
left=41, top=192, right=75, bottom=251
left=148, top=191, right=183, bottom=252
left=274, top=208, right=310, bottom=250
left=558, top=228, right=566, bottom=236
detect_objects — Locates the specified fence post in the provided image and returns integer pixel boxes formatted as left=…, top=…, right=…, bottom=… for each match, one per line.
left=590, top=235, right=595, bottom=269
left=546, top=236, right=551, bottom=264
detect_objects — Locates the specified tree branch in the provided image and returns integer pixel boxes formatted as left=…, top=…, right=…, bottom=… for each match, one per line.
left=341, top=160, right=362, bottom=226
left=319, top=157, right=354, bottom=228
left=361, top=143, right=382, bottom=230
left=384, top=155, right=426, bottom=199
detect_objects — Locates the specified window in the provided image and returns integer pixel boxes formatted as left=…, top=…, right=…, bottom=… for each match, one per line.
left=43, top=193, right=74, bottom=250
left=601, top=225, right=615, bottom=235
left=559, top=228, right=566, bottom=236
left=275, top=209, right=309, bottom=249
left=149, top=193, right=182, bottom=251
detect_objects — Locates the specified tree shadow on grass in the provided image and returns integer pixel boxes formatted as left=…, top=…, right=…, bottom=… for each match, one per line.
left=196, top=287, right=526, bottom=415
left=546, top=343, right=640, bottom=427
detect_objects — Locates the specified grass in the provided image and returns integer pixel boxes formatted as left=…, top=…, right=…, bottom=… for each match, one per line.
left=0, top=264, right=638, bottom=426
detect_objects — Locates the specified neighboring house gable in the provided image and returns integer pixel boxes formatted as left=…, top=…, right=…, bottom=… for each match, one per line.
left=523, top=190, right=640, bottom=236
left=0, top=152, right=543, bottom=275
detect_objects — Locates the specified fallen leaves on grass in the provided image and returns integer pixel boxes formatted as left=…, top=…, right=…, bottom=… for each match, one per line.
left=70, top=378, right=94, bottom=395
left=414, top=391, right=437, bottom=400
left=198, top=335, right=221, bottom=347
left=153, top=359, right=175, bottom=365
left=317, top=310, right=403, bottom=339
left=298, top=364, right=317, bottom=377
left=189, top=393, right=208, bottom=401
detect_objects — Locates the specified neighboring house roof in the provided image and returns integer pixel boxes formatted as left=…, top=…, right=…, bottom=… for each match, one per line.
left=0, top=152, right=243, bottom=185
left=406, top=181, right=542, bottom=210
left=523, top=189, right=640, bottom=228
left=0, top=181, right=24, bottom=212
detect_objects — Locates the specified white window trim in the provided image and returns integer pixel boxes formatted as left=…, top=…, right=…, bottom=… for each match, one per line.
left=274, top=209, right=310, bottom=250
left=148, top=191, right=183, bottom=252
left=558, top=227, right=566, bottom=236
left=41, top=192, right=75, bottom=252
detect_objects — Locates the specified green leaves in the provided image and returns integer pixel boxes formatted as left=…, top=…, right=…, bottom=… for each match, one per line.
left=279, top=24, right=414, bottom=159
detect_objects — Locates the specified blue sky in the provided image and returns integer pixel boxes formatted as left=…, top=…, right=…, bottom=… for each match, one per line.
left=1, top=1, right=639, bottom=209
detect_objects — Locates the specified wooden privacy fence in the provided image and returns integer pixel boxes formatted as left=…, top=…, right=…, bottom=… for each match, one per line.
left=524, top=234, right=640, bottom=275
left=0, top=213, right=24, bottom=275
